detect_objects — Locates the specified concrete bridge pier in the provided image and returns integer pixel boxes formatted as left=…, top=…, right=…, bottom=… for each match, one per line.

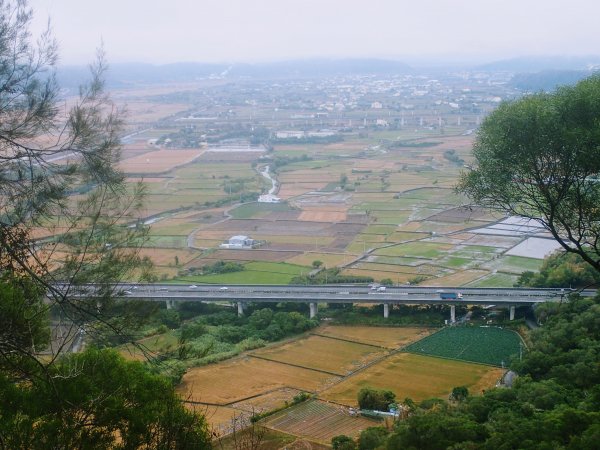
left=450, top=305, right=456, bottom=323
left=509, top=305, right=515, bottom=321
left=165, top=300, right=176, bottom=310
left=383, top=303, right=389, bottom=318
left=237, top=302, right=245, bottom=316
left=309, top=302, right=318, bottom=319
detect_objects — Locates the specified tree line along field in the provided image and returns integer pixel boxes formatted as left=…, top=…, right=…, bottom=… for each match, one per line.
left=404, top=326, right=523, bottom=366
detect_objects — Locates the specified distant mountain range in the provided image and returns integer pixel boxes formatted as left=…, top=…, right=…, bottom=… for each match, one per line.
left=56, top=59, right=413, bottom=89
left=476, top=55, right=600, bottom=72
left=55, top=56, right=600, bottom=91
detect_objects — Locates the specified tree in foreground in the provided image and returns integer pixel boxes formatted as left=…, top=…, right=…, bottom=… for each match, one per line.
left=332, top=435, right=357, bottom=450
left=0, top=1, right=209, bottom=447
left=458, top=75, right=600, bottom=274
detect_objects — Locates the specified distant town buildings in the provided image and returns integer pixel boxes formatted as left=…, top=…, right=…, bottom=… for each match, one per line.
left=275, top=129, right=338, bottom=139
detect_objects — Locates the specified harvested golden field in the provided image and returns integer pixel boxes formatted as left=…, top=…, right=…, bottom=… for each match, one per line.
left=119, top=149, right=203, bottom=173
left=179, top=357, right=339, bottom=405
left=137, top=248, right=199, bottom=266
left=320, top=353, right=505, bottom=406
left=316, top=326, right=432, bottom=349
left=251, top=335, right=386, bottom=376
left=231, top=388, right=304, bottom=413
left=120, top=101, right=190, bottom=123
left=298, top=210, right=347, bottom=222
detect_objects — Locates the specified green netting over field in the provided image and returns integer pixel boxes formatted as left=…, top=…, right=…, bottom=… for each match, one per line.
left=405, top=326, right=522, bottom=366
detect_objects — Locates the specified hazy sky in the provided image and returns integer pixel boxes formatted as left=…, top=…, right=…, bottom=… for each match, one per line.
left=29, top=0, right=600, bottom=65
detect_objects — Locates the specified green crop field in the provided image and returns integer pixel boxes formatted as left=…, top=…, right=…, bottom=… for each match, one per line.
left=405, top=326, right=523, bottom=366
left=467, top=273, right=519, bottom=288
left=489, top=256, right=544, bottom=274
left=177, top=261, right=308, bottom=285
left=375, top=242, right=452, bottom=259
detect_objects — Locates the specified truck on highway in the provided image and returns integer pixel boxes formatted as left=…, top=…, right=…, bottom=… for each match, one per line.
left=439, top=292, right=463, bottom=300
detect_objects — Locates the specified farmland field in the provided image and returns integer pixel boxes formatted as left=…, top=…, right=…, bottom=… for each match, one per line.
left=229, top=202, right=294, bottom=219
left=263, top=400, right=378, bottom=442
left=405, top=326, right=523, bottom=366
left=179, top=357, right=339, bottom=405
left=466, top=272, right=519, bottom=288
left=251, top=335, right=386, bottom=375
left=419, top=269, right=489, bottom=286
left=231, top=388, right=305, bottom=414
left=374, top=242, right=453, bottom=259
left=186, top=404, right=246, bottom=434
left=120, top=149, right=204, bottom=173
left=177, top=261, right=308, bottom=285
left=320, top=352, right=505, bottom=406
left=315, top=326, right=432, bottom=349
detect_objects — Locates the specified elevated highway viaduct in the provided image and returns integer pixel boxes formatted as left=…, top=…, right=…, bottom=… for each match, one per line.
left=98, top=284, right=595, bottom=323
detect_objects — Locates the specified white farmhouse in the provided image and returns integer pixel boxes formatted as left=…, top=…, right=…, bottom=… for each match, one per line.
left=220, top=235, right=256, bottom=249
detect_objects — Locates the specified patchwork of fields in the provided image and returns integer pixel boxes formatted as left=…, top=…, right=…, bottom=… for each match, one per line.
left=178, top=324, right=511, bottom=433
left=109, top=93, right=543, bottom=442
left=116, top=124, right=551, bottom=285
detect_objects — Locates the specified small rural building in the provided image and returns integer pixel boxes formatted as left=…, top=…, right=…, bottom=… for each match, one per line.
left=220, top=235, right=256, bottom=249
left=258, top=194, right=281, bottom=203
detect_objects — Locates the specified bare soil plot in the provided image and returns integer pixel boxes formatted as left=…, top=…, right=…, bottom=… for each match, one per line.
left=263, top=400, right=378, bottom=442
left=320, top=353, right=505, bottom=406
left=179, top=357, right=339, bottom=405
left=298, top=210, right=348, bottom=222
left=316, top=326, right=432, bottom=349
left=251, top=336, right=386, bottom=376
left=119, top=149, right=204, bottom=173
